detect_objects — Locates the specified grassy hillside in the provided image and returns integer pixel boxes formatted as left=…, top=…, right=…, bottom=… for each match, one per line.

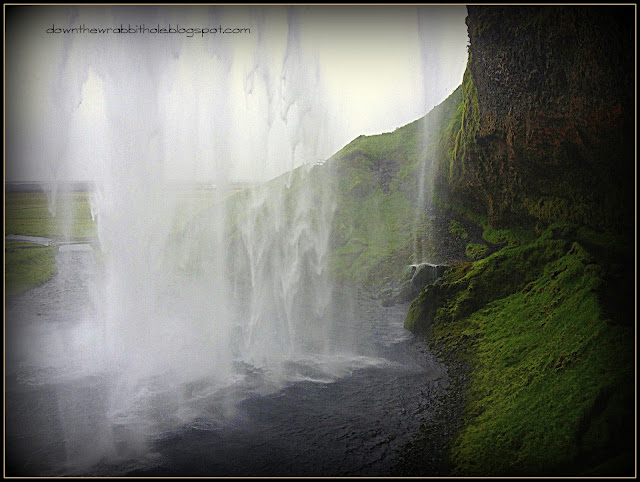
left=325, top=86, right=462, bottom=289
left=225, top=87, right=464, bottom=293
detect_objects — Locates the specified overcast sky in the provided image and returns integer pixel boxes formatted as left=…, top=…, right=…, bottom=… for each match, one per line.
left=5, top=5, right=469, bottom=183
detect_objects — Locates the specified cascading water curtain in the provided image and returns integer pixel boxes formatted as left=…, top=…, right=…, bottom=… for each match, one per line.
left=7, top=4, right=469, bottom=474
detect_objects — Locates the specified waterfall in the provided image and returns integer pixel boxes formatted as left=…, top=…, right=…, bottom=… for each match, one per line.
left=5, top=4, right=469, bottom=474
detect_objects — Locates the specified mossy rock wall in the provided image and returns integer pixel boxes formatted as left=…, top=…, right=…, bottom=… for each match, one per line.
left=406, top=224, right=634, bottom=475
left=409, top=7, right=635, bottom=475
left=435, top=6, right=635, bottom=233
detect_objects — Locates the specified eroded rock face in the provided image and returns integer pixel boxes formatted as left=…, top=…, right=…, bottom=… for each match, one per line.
left=411, top=263, right=447, bottom=291
left=381, top=263, right=448, bottom=307
left=437, top=6, right=634, bottom=232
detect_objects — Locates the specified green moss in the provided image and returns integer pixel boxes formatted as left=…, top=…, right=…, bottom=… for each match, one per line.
left=449, top=220, right=468, bottom=240
left=482, top=226, right=536, bottom=247
left=465, top=242, right=488, bottom=260
left=416, top=225, right=634, bottom=475
left=447, top=68, right=479, bottom=189
left=432, top=59, right=484, bottom=222
left=449, top=247, right=633, bottom=475
left=405, top=282, right=440, bottom=333
left=445, top=201, right=537, bottom=249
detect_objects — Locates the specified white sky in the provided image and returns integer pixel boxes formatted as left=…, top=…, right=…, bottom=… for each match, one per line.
left=5, top=5, right=469, bottom=183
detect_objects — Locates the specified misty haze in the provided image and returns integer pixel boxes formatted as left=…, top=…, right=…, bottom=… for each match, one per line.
left=5, top=4, right=634, bottom=478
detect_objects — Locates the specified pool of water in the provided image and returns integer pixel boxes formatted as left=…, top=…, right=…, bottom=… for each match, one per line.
left=5, top=248, right=447, bottom=477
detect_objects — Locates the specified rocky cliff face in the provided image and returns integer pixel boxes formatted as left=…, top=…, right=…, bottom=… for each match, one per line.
left=405, top=7, right=635, bottom=476
left=436, top=6, right=634, bottom=232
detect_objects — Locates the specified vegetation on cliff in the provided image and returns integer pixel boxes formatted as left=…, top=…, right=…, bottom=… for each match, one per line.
left=407, top=223, right=634, bottom=475
left=325, top=90, right=461, bottom=288
left=226, top=86, right=466, bottom=295
left=405, top=5, right=635, bottom=476
left=435, top=6, right=634, bottom=232
left=4, top=5, right=634, bottom=477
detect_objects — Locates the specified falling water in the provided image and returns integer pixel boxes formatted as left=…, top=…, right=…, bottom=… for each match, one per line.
left=411, top=6, right=466, bottom=264
left=5, top=5, right=469, bottom=475
left=7, top=5, right=342, bottom=472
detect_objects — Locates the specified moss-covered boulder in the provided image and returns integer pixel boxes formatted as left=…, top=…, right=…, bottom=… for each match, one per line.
left=465, top=243, right=488, bottom=260
left=406, top=223, right=634, bottom=475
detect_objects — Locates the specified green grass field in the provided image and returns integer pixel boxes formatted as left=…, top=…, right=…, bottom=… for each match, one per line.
left=5, top=191, right=95, bottom=239
left=5, top=240, right=58, bottom=295
left=5, top=191, right=96, bottom=294
left=4, top=188, right=225, bottom=294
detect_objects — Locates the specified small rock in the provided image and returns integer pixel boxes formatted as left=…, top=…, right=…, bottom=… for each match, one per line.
left=395, top=280, right=418, bottom=303
left=411, top=262, right=448, bottom=291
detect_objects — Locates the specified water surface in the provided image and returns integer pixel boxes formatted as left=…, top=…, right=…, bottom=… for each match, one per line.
left=5, top=248, right=447, bottom=477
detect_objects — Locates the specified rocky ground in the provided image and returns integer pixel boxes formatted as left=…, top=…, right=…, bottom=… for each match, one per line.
left=373, top=208, right=487, bottom=475
left=391, top=349, right=471, bottom=476
left=360, top=207, right=482, bottom=476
